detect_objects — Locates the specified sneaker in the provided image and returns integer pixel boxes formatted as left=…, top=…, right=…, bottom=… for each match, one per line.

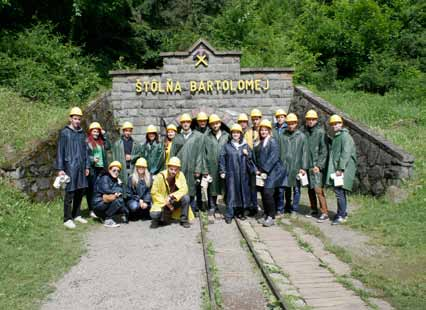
left=257, top=217, right=266, bottom=225
left=290, top=211, right=298, bottom=219
left=317, top=213, right=329, bottom=223
left=332, top=217, right=345, bottom=225
left=305, top=210, right=319, bottom=218
left=104, top=219, right=120, bottom=228
left=121, top=214, right=129, bottom=224
left=64, top=219, right=76, bottom=229
left=276, top=211, right=285, bottom=218
left=225, top=218, right=232, bottom=224
left=150, top=220, right=160, bottom=229
left=181, top=221, right=191, bottom=228
left=74, top=216, right=88, bottom=224
left=89, top=211, right=98, bottom=219
left=263, top=216, right=275, bottom=227
left=342, top=216, right=348, bottom=223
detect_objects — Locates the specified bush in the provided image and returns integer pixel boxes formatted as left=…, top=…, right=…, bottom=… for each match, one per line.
left=0, top=24, right=100, bottom=106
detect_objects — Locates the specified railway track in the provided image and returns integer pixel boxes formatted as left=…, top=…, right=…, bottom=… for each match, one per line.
left=199, top=214, right=289, bottom=309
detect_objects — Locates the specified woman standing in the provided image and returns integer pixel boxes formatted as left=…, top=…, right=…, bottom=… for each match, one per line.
left=126, top=157, right=152, bottom=220
left=140, top=125, right=164, bottom=175
left=219, top=124, right=256, bottom=224
left=163, top=124, right=177, bottom=169
left=255, top=120, right=287, bottom=227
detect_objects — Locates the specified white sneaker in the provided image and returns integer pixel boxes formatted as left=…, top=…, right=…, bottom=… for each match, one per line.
left=104, top=219, right=120, bottom=228
left=74, top=216, right=88, bottom=224
left=89, top=211, right=98, bottom=219
left=64, top=219, right=76, bottom=229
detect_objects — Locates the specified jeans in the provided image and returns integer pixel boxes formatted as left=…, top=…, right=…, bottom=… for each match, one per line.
left=334, top=187, right=348, bottom=218
left=250, top=175, right=258, bottom=210
left=284, top=182, right=301, bottom=212
left=126, top=199, right=151, bottom=218
left=93, top=197, right=127, bottom=220
left=86, top=167, right=104, bottom=211
left=150, top=195, right=190, bottom=223
left=274, top=187, right=285, bottom=213
left=208, top=195, right=217, bottom=214
left=64, top=188, right=85, bottom=222
left=189, top=196, right=197, bottom=214
left=261, top=188, right=276, bottom=219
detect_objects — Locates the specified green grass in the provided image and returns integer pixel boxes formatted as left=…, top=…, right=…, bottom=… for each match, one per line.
left=0, top=180, right=90, bottom=310
left=0, top=88, right=68, bottom=166
left=311, top=87, right=426, bottom=309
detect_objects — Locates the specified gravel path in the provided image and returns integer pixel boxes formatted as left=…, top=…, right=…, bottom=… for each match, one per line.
left=42, top=220, right=204, bottom=310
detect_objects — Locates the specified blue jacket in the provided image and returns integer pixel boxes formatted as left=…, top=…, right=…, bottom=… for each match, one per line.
left=126, top=176, right=152, bottom=206
left=255, top=137, right=287, bottom=189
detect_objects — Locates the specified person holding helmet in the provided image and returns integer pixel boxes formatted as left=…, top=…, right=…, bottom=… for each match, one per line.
left=171, top=113, right=204, bottom=215
left=86, top=122, right=111, bottom=219
left=163, top=124, right=177, bottom=169
left=219, top=124, right=256, bottom=224
left=92, top=161, right=127, bottom=228
left=150, top=157, right=193, bottom=228
left=195, top=111, right=210, bottom=134
left=139, top=124, right=164, bottom=175
left=303, top=110, right=329, bottom=222
left=272, top=109, right=288, bottom=138
left=254, top=120, right=287, bottom=227
left=126, top=157, right=152, bottom=220
left=200, top=114, right=229, bottom=217
left=55, top=107, right=90, bottom=229
left=111, top=121, right=140, bottom=191
left=326, top=115, right=357, bottom=225
left=279, top=113, right=308, bottom=217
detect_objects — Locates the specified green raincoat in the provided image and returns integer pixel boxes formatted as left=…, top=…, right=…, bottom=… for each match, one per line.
left=173, top=130, right=204, bottom=196
left=303, top=124, right=328, bottom=188
left=111, top=136, right=140, bottom=190
left=325, top=128, right=357, bottom=191
left=139, top=140, right=164, bottom=175
left=279, top=129, right=308, bottom=187
left=200, top=130, right=229, bottom=196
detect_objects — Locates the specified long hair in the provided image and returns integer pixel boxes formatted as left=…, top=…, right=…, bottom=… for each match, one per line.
left=88, top=132, right=104, bottom=149
left=131, top=167, right=151, bottom=189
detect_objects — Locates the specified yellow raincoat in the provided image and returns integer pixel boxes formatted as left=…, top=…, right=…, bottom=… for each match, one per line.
left=150, top=169, right=195, bottom=221
left=244, top=127, right=259, bottom=149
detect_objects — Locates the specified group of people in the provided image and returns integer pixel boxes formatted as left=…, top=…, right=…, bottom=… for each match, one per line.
left=55, top=105, right=357, bottom=229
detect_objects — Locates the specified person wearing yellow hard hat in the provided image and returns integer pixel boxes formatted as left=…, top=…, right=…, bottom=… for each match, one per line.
left=138, top=124, right=164, bottom=176
left=254, top=120, right=287, bottom=227
left=219, top=123, right=256, bottom=224
left=150, top=156, right=194, bottom=228
left=86, top=122, right=112, bottom=219
left=302, top=109, right=329, bottom=222
left=279, top=113, right=308, bottom=217
left=237, top=113, right=250, bottom=135
left=126, top=157, right=152, bottom=220
left=244, top=109, right=262, bottom=149
left=111, top=121, right=140, bottom=191
left=162, top=124, right=178, bottom=169
left=326, top=114, right=357, bottom=225
left=92, top=161, right=127, bottom=228
left=272, top=109, right=288, bottom=138
left=195, top=111, right=210, bottom=134
left=172, top=113, right=205, bottom=215
left=201, top=114, right=229, bottom=220
left=55, top=107, right=90, bottom=229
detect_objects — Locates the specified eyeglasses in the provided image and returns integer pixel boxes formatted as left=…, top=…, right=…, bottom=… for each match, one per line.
left=111, top=168, right=120, bottom=173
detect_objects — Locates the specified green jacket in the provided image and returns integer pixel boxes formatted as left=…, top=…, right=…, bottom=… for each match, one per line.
left=87, top=132, right=111, bottom=174
left=111, top=136, right=140, bottom=190
left=279, top=129, right=308, bottom=187
left=326, top=128, right=357, bottom=191
left=139, top=140, right=164, bottom=175
left=303, top=124, right=328, bottom=188
left=200, top=130, right=229, bottom=196
left=173, top=130, right=204, bottom=196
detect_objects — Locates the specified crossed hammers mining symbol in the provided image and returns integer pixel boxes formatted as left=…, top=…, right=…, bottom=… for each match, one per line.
left=194, top=51, right=208, bottom=68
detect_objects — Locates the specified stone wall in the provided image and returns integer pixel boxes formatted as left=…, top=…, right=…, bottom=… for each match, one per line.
left=0, top=92, right=117, bottom=202
left=290, top=86, right=415, bottom=195
left=110, top=39, right=294, bottom=141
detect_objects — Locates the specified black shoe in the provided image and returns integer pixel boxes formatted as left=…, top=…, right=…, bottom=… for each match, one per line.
left=150, top=220, right=160, bottom=228
left=248, top=209, right=258, bottom=217
left=225, top=218, right=232, bottom=224
left=181, top=221, right=191, bottom=228
left=305, top=210, right=319, bottom=218
left=121, top=214, right=129, bottom=224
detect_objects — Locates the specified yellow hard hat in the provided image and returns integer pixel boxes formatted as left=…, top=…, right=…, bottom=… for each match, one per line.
left=146, top=125, right=158, bottom=134
left=209, top=114, right=221, bottom=124
left=122, top=121, right=134, bottom=131
left=69, top=107, right=83, bottom=117
left=135, top=157, right=148, bottom=168
left=275, top=109, right=287, bottom=117
left=250, top=109, right=262, bottom=118
left=305, top=109, right=319, bottom=119
left=167, top=124, right=178, bottom=132
left=230, top=124, right=243, bottom=133
left=259, top=119, right=272, bottom=130
left=89, top=122, right=102, bottom=131
left=329, top=114, right=343, bottom=124
left=197, top=112, right=209, bottom=121
left=237, top=113, right=249, bottom=122
left=180, top=113, right=192, bottom=123
left=108, top=161, right=122, bottom=170
left=167, top=156, right=181, bottom=167
left=286, top=113, right=298, bottom=123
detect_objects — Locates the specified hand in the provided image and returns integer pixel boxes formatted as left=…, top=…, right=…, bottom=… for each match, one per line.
left=101, top=129, right=106, bottom=135
left=194, top=173, right=200, bottom=178
left=140, top=200, right=148, bottom=209
left=203, top=174, right=209, bottom=177
left=242, top=149, right=248, bottom=156
left=85, top=169, right=90, bottom=176
left=220, top=173, right=226, bottom=179
left=299, top=169, right=306, bottom=176
left=336, top=170, right=343, bottom=176
left=115, top=192, right=122, bottom=197
left=256, top=170, right=261, bottom=176
left=313, top=166, right=320, bottom=174
left=166, top=203, right=174, bottom=211
left=125, top=154, right=131, bottom=161
left=58, top=170, right=65, bottom=176
left=94, top=157, right=99, bottom=163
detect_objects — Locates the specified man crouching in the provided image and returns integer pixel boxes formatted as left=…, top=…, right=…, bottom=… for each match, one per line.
left=150, top=156, right=191, bottom=228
